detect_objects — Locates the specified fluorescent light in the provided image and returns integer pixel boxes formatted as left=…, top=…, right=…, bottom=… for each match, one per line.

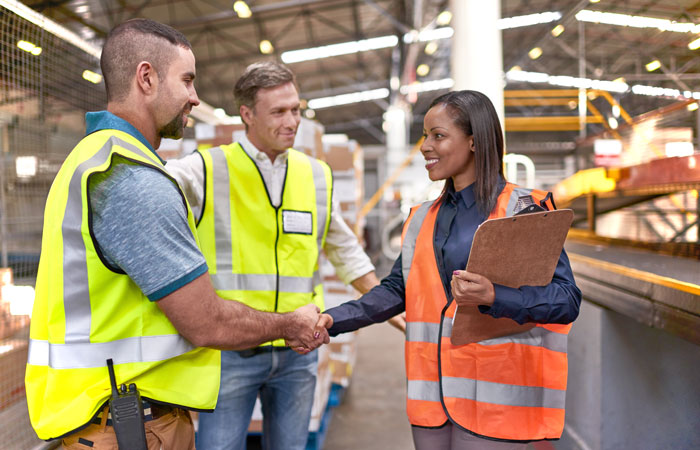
left=551, top=24, right=565, bottom=37
left=576, top=9, right=700, bottom=34
left=82, top=69, right=102, bottom=84
left=424, top=41, right=438, bottom=55
left=259, top=39, right=274, bottom=54
left=307, top=88, right=389, bottom=109
left=16, top=156, right=37, bottom=178
left=436, top=11, right=452, bottom=26
left=645, top=59, right=661, bottom=72
left=528, top=47, right=543, bottom=59
left=281, top=35, right=398, bottom=63
left=416, top=64, right=430, bottom=77
left=403, top=27, right=453, bottom=43
left=498, top=11, right=562, bottom=30
left=589, top=0, right=600, bottom=3
left=399, top=78, right=454, bottom=95
left=689, top=37, right=700, bottom=50
left=688, top=102, right=699, bottom=111
left=506, top=70, right=629, bottom=93
left=632, top=84, right=680, bottom=97
left=233, top=1, right=252, bottom=18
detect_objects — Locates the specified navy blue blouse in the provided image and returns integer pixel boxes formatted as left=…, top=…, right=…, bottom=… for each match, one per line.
left=327, top=182, right=581, bottom=336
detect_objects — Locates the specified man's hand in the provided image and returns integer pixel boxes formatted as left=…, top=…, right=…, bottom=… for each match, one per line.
left=284, top=304, right=329, bottom=353
left=451, top=270, right=495, bottom=308
left=387, top=314, right=406, bottom=333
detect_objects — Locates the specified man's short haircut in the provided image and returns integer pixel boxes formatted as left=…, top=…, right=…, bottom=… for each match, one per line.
left=101, top=18, right=192, bottom=102
left=234, top=62, right=297, bottom=112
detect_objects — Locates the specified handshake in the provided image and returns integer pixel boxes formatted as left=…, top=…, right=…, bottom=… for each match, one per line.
left=284, top=304, right=334, bottom=354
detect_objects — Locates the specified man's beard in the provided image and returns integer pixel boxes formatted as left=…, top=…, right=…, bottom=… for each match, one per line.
left=159, top=106, right=187, bottom=140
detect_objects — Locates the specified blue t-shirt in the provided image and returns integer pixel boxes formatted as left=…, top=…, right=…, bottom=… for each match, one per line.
left=86, top=111, right=207, bottom=300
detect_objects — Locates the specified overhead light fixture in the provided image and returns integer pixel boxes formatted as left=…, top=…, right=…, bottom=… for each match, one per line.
left=281, top=35, right=398, bottom=63
left=689, top=37, right=700, bottom=50
left=82, top=69, right=102, bottom=84
left=259, top=39, right=274, bottom=54
left=416, top=64, right=430, bottom=77
left=589, top=0, right=600, bottom=3
left=612, top=104, right=620, bottom=118
left=307, top=88, right=389, bottom=109
left=304, top=109, right=316, bottom=119
left=510, top=65, right=522, bottom=72
left=390, top=76, right=400, bottom=90
left=436, top=11, right=452, bottom=26
left=551, top=24, right=565, bottom=37
left=688, top=102, right=699, bottom=111
left=645, top=59, right=661, bottom=72
left=608, top=117, right=619, bottom=129
left=528, top=47, right=543, bottom=59
left=506, top=70, right=629, bottom=93
left=233, top=1, right=252, bottom=18
left=498, top=11, right=562, bottom=30
left=576, top=9, right=700, bottom=34
left=613, top=77, right=626, bottom=83
left=403, top=27, right=454, bottom=43
left=17, top=40, right=42, bottom=56
left=424, top=41, right=438, bottom=55
left=399, top=78, right=454, bottom=95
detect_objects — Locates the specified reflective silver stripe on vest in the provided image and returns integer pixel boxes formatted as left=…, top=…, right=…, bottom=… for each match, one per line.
left=407, top=378, right=566, bottom=410
left=505, top=187, right=535, bottom=216
left=442, top=376, right=566, bottom=409
left=209, top=147, right=233, bottom=273
left=406, top=317, right=453, bottom=343
left=27, top=335, right=195, bottom=369
left=407, top=319, right=566, bottom=353
left=308, top=157, right=328, bottom=249
left=210, top=272, right=314, bottom=293
left=401, top=201, right=433, bottom=283
left=479, top=326, right=568, bottom=353
left=407, top=379, right=441, bottom=402
left=63, top=136, right=154, bottom=343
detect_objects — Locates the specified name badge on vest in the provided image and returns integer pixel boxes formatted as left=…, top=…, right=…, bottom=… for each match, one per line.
left=282, top=210, right=313, bottom=235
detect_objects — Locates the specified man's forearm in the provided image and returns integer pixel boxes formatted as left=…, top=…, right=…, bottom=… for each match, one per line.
left=350, top=271, right=380, bottom=294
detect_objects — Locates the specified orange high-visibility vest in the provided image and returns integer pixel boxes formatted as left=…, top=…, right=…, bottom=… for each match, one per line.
left=402, top=183, right=571, bottom=442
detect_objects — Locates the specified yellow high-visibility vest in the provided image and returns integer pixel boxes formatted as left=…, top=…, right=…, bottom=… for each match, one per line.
left=26, top=129, right=220, bottom=440
left=197, top=143, right=332, bottom=346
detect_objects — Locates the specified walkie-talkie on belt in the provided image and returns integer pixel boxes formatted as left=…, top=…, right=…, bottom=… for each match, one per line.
left=106, top=358, right=148, bottom=450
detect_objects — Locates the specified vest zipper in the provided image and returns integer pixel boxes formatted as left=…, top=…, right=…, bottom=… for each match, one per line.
left=273, top=205, right=281, bottom=312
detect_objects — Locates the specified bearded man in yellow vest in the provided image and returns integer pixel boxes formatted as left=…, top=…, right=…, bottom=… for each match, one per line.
left=167, top=61, right=395, bottom=450
left=25, top=20, right=327, bottom=450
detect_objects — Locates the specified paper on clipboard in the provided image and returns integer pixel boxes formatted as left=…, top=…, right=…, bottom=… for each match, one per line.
left=450, top=209, right=574, bottom=346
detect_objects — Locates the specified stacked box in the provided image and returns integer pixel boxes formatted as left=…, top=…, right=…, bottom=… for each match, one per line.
left=294, top=118, right=324, bottom=160
left=193, top=123, right=246, bottom=149
left=324, top=140, right=365, bottom=236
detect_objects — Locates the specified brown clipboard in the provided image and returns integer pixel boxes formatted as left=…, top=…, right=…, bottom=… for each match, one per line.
left=450, top=209, right=574, bottom=346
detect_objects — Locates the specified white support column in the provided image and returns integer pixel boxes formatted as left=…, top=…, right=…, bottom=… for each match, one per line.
left=450, top=0, right=504, bottom=124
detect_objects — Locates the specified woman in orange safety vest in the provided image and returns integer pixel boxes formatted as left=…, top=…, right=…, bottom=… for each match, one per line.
left=314, top=90, right=581, bottom=450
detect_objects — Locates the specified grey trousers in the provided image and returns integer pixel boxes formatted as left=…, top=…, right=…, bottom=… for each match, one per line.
left=411, top=422, right=529, bottom=450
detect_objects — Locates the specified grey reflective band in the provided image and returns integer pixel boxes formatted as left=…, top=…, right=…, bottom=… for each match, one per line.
left=209, top=147, right=233, bottom=273
left=211, top=272, right=315, bottom=293
left=479, top=326, right=568, bottom=353
left=442, top=376, right=566, bottom=409
left=308, top=157, right=329, bottom=249
left=407, top=378, right=566, bottom=410
left=505, top=187, right=535, bottom=217
left=62, top=136, right=155, bottom=344
left=407, top=379, right=441, bottom=402
left=406, top=319, right=566, bottom=353
left=401, top=201, right=433, bottom=283
left=27, top=335, right=195, bottom=370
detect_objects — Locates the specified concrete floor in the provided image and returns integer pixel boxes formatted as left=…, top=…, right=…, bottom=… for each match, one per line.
left=323, top=322, right=413, bottom=450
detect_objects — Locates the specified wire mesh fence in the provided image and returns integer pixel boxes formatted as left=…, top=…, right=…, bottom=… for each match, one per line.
left=1, top=2, right=106, bottom=448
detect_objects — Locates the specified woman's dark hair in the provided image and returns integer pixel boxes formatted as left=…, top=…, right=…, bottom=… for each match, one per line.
left=429, top=90, right=504, bottom=215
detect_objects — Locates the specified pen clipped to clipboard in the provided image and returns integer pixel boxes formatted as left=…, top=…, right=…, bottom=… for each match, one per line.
left=450, top=209, right=574, bottom=346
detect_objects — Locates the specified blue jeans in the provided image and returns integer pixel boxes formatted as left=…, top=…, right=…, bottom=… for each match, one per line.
left=196, top=347, right=318, bottom=450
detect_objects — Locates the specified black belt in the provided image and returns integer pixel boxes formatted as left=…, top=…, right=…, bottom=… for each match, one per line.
left=91, top=400, right=175, bottom=426
left=236, top=345, right=293, bottom=358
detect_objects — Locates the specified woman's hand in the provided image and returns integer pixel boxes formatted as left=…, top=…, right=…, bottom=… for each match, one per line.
left=450, top=270, right=495, bottom=308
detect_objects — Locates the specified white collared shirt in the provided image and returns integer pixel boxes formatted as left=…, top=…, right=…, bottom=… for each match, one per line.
left=166, top=134, right=374, bottom=284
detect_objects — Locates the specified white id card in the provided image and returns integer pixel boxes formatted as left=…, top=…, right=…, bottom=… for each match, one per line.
left=282, top=210, right=313, bottom=235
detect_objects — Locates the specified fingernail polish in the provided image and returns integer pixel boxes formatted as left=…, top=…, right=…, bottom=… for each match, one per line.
left=453, top=270, right=459, bottom=275
left=314, top=332, right=320, bottom=339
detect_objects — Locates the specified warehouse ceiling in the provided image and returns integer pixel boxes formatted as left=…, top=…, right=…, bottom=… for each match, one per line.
left=17, top=0, right=700, bottom=147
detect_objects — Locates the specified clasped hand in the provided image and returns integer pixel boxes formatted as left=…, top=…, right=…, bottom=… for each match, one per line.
left=450, top=270, right=495, bottom=308
left=284, top=304, right=330, bottom=354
